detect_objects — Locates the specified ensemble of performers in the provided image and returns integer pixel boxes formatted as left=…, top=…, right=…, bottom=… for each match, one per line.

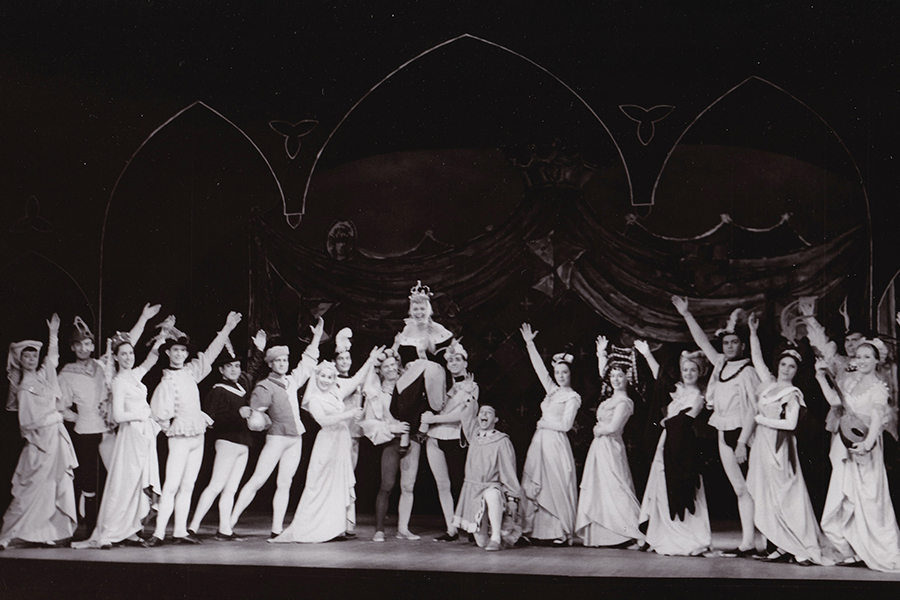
left=2, top=281, right=900, bottom=573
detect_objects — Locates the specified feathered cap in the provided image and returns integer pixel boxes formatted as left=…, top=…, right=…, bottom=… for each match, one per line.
left=445, top=338, right=468, bottom=361
left=70, top=316, right=94, bottom=343
left=409, top=280, right=433, bottom=303
left=334, top=328, right=352, bottom=357
left=715, top=308, right=745, bottom=339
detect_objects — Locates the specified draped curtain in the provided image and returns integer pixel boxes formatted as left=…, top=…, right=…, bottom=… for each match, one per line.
left=251, top=188, right=865, bottom=342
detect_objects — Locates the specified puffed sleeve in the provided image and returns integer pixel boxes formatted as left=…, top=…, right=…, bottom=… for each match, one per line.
left=360, top=392, right=395, bottom=446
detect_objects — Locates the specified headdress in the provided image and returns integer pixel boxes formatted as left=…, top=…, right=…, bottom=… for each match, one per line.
left=777, top=344, right=803, bottom=366
left=857, top=338, right=889, bottom=363
left=213, top=345, right=241, bottom=369
left=6, top=340, right=42, bottom=411
left=109, top=331, right=132, bottom=354
left=70, top=316, right=94, bottom=343
left=264, top=345, right=290, bottom=364
left=602, top=345, right=639, bottom=385
left=552, top=353, right=574, bottom=366
left=445, top=338, right=468, bottom=361
left=375, top=348, right=401, bottom=373
left=715, top=308, right=745, bottom=338
left=409, top=281, right=433, bottom=302
left=315, top=360, right=338, bottom=378
left=679, top=350, right=710, bottom=378
left=335, top=328, right=353, bottom=356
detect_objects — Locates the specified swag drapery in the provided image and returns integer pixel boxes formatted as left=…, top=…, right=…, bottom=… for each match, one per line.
left=251, top=191, right=864, bottom=342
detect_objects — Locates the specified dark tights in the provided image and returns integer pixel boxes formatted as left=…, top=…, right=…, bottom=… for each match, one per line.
left=375, top=438, right=402, bottom=533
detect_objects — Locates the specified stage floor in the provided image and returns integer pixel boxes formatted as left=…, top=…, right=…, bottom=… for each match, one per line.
left=1, top=515, right=897, bottom=599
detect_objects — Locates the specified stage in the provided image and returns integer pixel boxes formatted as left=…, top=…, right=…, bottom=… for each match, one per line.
left=0, top=515, right=897, bottom=600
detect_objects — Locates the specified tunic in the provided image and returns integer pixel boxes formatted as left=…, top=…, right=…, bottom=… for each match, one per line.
left=820, top=377, right=900, bottom=572
left=706, top=356, right=760, bottom=432
left=452, top=429, right=521, bottom=538
left=204, top=350, right=263, bottom=447
left=0, top=344, right=78, bottom=547
left=151, top=350, right=218, bottom=438
left=249, top=349, right=317, bottom=437
left=639, top=384, right=711, bottom=556
left=427, top=377, right=479, bottom=442
left=71, top=366, right=161, bottom=548
left=59, top=360, right=112, bottom=435
left=521, top=381, right=581, bottom=541
left=272, top=387, right=355, bottom=543
left=575, top=395, right=643, bottom=546
left=747, top=381, right=834, bottom=564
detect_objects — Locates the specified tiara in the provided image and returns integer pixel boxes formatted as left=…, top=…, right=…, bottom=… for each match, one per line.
left=110, top=331, right=132, bottom=352
left=409, top=281, right=433, bottom=301
left=780, top=347, right=803, bottom=363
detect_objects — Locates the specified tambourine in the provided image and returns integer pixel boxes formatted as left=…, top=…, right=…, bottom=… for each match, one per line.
left=839, top=413, right=869, bottom=448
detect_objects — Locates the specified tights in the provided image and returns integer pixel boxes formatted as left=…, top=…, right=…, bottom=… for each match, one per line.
left=375, top=438, right=421, bottom=534
left=230, top=434, right=303, bottom=535
left=153, top=435, right=205, bottom=540
left=189, top=440, right=249, bottom=535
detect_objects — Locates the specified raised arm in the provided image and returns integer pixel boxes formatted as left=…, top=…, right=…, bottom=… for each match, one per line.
left=814, top=358, right=843, bottom=407
left=127, top=303, right=162, bottom=347
left=289, top=317, right=324, bottom=387
left=520, top=323, right=553, bottom=393
left=46, top=313, right=60, bottom=370
left=136, top=336, right=164, bottom=377
left=240, top=329, right=267, bottom=387
left=338, top=345, right=384, bottom=400
left=748, top=313, right=774, bottom=384
left=633, top=339, right=659, bottom=379
left=672, top=296, right=720, bottom=363
left=596, top=335, right=609, bottom=378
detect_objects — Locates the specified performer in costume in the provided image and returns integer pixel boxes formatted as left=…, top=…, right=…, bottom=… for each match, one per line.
left=637, top=344, right=712, bottom=556
left=452, top=404, right=522, bottom=551
left=71, top=330, right=165, bottom=549
left=187, top=330, right=266, bottom=540
left=333, top=328, right=364, bottom=472
left=421, top=339, right=479, bottom=542
left=0, top=314, right=79, bottom=549
left=815, top=338, right=900, bottom=572
left=673, top=296, right=760, bottom=557
left=519, top=323, right=580, bottom=545
left=59, top=303, right=160, bottom=538
left=359, top=349, right=419, bottom=541
left=391, top=281, right=451, bottom=451
left=272, top=346, right=382, bottom=543
left=146, top=311, right=242, bottom=546
left=575, top=335, right=643, bottom=547
left=230, top=318, right=324, bottom=538
left=744, top=314, right=835, bottom=565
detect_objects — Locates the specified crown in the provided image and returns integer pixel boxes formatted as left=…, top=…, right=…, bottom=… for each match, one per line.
left=409, top=281, right=433, bottom=301
left=71, top=316, right=95, bottom=343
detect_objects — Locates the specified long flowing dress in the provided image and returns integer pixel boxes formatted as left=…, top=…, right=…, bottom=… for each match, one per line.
left=72, top=366, right=160, bottom=548
left=746, top=381, right=834, bottom=564
left=639, top=384, right=711, bottom=556
left=0, top=347, right=78, bottom=547
left=520, top=344, right=581, bottom=542
left=820, top=376, right=900, bottom=572
left=575, top=395, right=643, bottom=546
left=272, top=387, right=355, bottom=543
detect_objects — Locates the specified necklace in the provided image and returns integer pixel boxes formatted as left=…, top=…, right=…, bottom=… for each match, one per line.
left=718, top=360, right=751, bottom=383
